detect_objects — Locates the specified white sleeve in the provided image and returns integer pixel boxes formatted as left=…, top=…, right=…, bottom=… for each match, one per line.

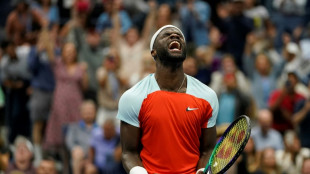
left=207, top=90, right=219, bottom=128
left=117, top=90, right=143, bottom=128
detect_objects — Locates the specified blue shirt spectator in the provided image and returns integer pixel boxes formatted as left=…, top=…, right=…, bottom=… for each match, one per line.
left=31, top=1, right=60, bottom=27
left=28, top=46, right=55, bottom=92
left=66, top=120, right=98, bottom=155
left=251, top=110, right=284, bottom=151
left=180, top=0, right=211, bottom=46
left=243, top=52, right=283, bottom=109
left=65, top=100, right=98, bottom=174
left=89, top=119, right=124, bottom=174
left=96, top=10, right=132, bottom=35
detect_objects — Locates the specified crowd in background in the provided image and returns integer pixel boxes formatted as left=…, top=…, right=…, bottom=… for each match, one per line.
left=1, top=0, right=310, bottom=173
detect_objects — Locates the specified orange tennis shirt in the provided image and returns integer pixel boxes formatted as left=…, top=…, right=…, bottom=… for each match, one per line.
left=117, top=74, right=219, bottom=174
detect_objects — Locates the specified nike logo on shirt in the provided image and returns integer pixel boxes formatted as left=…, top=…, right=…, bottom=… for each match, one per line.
left=186, top=107, right=199, bottom=111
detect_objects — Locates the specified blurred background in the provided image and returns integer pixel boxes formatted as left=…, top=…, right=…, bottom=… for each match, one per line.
left=0, top=0, right=310, bottom=173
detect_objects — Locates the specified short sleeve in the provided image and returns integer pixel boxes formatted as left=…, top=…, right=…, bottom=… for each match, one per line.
left=117, top=90, right=142, bottom=127
left=186, top=75, right=219, bottom=128
left=207, top=90, right=219, bottom=128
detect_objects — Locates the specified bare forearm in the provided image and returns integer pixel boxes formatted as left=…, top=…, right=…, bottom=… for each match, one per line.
left=198, top=127, right=217, bottom=170
left=197, top=153, right=211, bottom=169
left=81, top=74, right=88, bottom=91
left=88, top=147, right=95, bottom=163
left=122, top=152, right=144, bottom=173
left=293, top=107, right=309, bottom=125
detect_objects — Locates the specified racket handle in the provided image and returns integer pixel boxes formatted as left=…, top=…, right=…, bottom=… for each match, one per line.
left=204, top=166, right=212, bottom=174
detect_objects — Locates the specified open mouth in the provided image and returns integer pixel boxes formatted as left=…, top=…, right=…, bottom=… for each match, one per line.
left=168, top=41, right=181, bottom=51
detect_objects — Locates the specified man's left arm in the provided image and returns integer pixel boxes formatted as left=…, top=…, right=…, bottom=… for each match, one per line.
left=196, top=126, right=217, bottom=173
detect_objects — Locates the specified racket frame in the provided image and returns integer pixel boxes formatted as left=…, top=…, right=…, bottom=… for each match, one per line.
left=204, top=115, right=251, bottom=174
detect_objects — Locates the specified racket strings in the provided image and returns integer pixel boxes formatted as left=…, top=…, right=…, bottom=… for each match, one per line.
left=211, top=118, right=249, bottom=173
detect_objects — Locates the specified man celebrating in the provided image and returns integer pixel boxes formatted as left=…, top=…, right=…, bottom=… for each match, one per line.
left=117, top=25, right=219, bottom=174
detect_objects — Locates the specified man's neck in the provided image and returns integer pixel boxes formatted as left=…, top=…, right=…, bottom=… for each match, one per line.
left=155, top=63, right=186, bottom=92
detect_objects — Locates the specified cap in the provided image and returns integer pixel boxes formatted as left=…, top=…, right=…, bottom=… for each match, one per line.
left=286, top=42, right=299, bottom=55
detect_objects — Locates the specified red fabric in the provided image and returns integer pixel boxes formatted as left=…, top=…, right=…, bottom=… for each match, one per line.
left=268, top=90, right=305, bottom=132
left=76, top=1, right=90, bottom=12
left=138, top=91, right=213, bottom=174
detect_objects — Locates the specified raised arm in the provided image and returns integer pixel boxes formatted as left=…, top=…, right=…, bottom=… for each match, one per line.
left=196, top=126, right=217, bottom=173
left=111, top=6, right=122, bottom=49
left=140, top=0, right=157, bottom=45
left=38, top=28, right=55, bottom=63
left=120, top=121, right=145, bottom=173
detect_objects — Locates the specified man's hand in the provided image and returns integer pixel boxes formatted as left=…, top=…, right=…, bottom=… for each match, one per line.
left=196, top=168, right=205, bottom=174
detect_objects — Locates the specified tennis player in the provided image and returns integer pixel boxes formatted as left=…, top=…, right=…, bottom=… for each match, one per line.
left=117, top=25, right=219, bottom=174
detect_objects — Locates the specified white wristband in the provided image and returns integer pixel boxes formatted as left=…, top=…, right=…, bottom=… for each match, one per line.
left=196, top=168, right=205, bottom=174
left=129, top=166, right=148, bottom=174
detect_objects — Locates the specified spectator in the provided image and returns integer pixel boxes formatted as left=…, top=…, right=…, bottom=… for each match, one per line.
left=243, top=52, right=280, bottom=109
left=194, top=27, right=224, bottom=85
left=193, top=46, right=213, bottom=85
left=275, top=130, right=310, bottom=174
left=5, top=136, right=35, bottom=174
left=180, top=0, right=211, bottom=47
left=155, top=4, right=179, bottom=29
left=27, top=29, right=55, bottom=166
left=96, top=48, right=125, bottom=126
left=272, top=0, right=307, bottom=49
left=183, top=56, right=198, bottom=77
left=255, top=147, right=281, bottom=174
left=31, top=0, right=60, bottom=34
left=210, top=54, right=250, bottom=96
left=68, top=26, right=104, bottom=103
left=302, top=158, right=310, bottom=174
left=242, top=30, right=284, bottom=109
left=44, top=41, right=88, bottom=150
left=216, top=72, right=253, bottom=125
left=293, top=79, right=310, bottom=148
left=56, top=0, right=74, bottom=26
left=96, top=0, right=132, bottom=35
left=237, top=137, right=259, bottom=174
left=59, top=1, right=91, bottom=42
left=88, top=118, right=124, bottom=174
left=251, top=109, right=284, bottom=151
left=278, top=42, right=309, bottom=98
left=244, top=0, right=269, bottom=32
left=0, top=136, right=10, bottom=172
left=129, top=50, right=156, bottom=87
left=36, top=156, right=57, bottom=174
left=5, top=0, right=46, bottom=45
left=268, top=72, right=305, bottom=134
left=82, top=163, right=98, bottom=174
left=0, top=0, right=12, bottom=42
left=111, top=0, right=156, bottom=87
left=299, top=24, right=310, bottom=61
left=65, top=100, right=98, bottom=174
left=122, top=0, right=149, bottom=30
left=0, top=40, right=32, bottom=144
left=59, top=1, right=105, bottom=103
left=215, top=0, right=253, bottom=70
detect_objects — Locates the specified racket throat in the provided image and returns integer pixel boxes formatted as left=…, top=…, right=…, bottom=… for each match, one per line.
left=204, top=166, right=212, bottom=174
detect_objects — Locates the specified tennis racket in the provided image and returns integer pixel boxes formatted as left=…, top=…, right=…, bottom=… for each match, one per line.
left=204, top=115, right=251, bottom=174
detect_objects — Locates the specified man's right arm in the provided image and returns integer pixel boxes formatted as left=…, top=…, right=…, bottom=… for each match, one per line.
left=120, top=121, right=144, bottom=173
